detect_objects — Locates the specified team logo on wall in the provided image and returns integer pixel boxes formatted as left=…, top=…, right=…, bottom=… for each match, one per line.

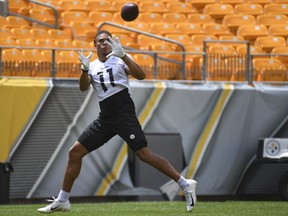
left=265, top=140, right=281, bottom=156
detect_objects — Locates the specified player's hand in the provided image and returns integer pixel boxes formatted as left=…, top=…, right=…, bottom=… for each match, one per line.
left=78, top=48, right=93, bottom=71
left=105, top=36, right=126, bottom=58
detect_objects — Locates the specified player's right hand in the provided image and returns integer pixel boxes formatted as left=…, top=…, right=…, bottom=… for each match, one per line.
left=78, top=48, right=93, bottom=71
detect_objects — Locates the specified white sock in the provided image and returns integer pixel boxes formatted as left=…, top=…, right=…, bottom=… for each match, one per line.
left=57, top=190, right=70, bottom=203
left=177, top=176, right=188, bottom=191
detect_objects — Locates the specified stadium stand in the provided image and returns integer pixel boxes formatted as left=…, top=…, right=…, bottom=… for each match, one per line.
left=176, top=23, right=204, bottom=36
left=255, top=36, right=286, bottom=52
left=269, top=24, right=288, bottom=38
left=138, top=2, right=169, bottom=14
left=6, top=16, right=30, bottom=29
left=0, top=0, right=287, bottom=82
left=203, top=3, right=234, bottom=22
left=264, top=3, right=288, bottom=14
left=165, top=2, right=197, bottom=15
left=256, top=14, right=288, bottom=27
left=150, top=23, right=178, bottom=36
left=138, top=12, right=163, bottom=23
left=237, top=24, right=269, bottom=43
left=234, top=3, right=264, bottom=16
left=162, top=13, right=188, bottom=25
left=187, top=13, right=214, bottom=24
left=223, top=14, right=256, bottom=34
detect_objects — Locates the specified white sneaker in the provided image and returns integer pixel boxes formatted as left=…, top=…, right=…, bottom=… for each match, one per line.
left=38, top=197, right=71, bottom=214
left=183, top=179, right=197, bottom=212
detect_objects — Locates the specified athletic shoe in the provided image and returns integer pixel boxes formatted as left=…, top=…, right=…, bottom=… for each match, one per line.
left=183, top=179, right=197, bottom=212
left=37, top=196, right=71, bottom=214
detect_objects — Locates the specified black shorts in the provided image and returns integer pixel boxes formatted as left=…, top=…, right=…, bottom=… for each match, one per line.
left=78, top=89, right=148, bottom=152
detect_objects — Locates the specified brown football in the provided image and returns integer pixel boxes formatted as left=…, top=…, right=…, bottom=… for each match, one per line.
left=121, top=2, right=139, bottom=22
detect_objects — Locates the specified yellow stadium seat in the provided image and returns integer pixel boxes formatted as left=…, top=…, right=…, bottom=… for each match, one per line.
left=30, top=28, right=50, bottom=39
left=256, top=14, right=288, bottom=27
left=1, top=48, right=25, bottom=76
left=16, top=38, right=37, bottom=47
left=219, top=35, right=246, bottom=47
left=137, top=34, right=165, bottom=48
left=6, top=16, right=30, bottom=29
left=138, top=12, right=163, bottom=23
left=48, top=29, right=71, bottom=40
left=54, top=39, right=74, bottom=49
left=88, top=11, right=114, bottom=27
left=70, top=21, right=96, bottom=41
left=203, top=3, right=234, bottom=21
left=61, top=11, right=88, bottom=26
left=21, top=49, right=49, bottom=77
left=234, top=3, right=263, bottom=16
left=202, top=23, right=232, bottom=36
left=189, top=0, right=217, bottom=12
left=176, top=23, right=204, bottom=36
left=187, top=14, right=214, bottom=24
left=184, top=44, right=204, bottom=80
left=204, top=57, right=233, bottom=81
left=0, top=16, right=8, bottom=26
left=29, top=9, right=56, bottom=25
left=165, top=33, right=192, bottom=46
left=236, top=45, right=265, bottom=57
left=8, top=0, right=30, bottom=15
left=255, top=36, right=286, bottom=53
left=11, top=28, right=33, bottom=39
left=269, top=24, right=288, bottom=39
left=85, top=0, right=115, bottom=12
left=150, top=43, right=179, bottom=60
left=264, top=3, right=288, bottom=14
left=72, top=40, right=93, bottom=49
left=129, top=53, right=155, bottom=79
left=272, top=0, right=288, bottom=3
left=115, top=33, right=140, bottom=49
left=217, top=0, right=244, bottom=6
left=59, top=0, right=89, bottom=13
left=0, top=38, right=17, bottom=47
left=166, top=2, right=197, bottom=15
left=56, top=50, right=81, bottom=78
left=191, top=34, right=218, bottom=45
left=271, top=46, right=288, bottom=66
left=237, top=24, right=268, bottom=42
left=35, top=39, right=55, bottom=48
left=246, top=0, right=271, bottom=6
left=223, top=14, right=256, bottom=34
left=150, top=23, right=177, bottom=36
left=112, top=1, right=135, bottom=11
left=208, top=44, right=236, bottom=55
left=138, top=2, right=168, bottom=13
left=112, top=12, right=126, bottom=24
left=162, top=13, right=188, bottom=25
left=0, top=28, right=14, bottom=39
left=125, top=22, right=151, bottom=40
left=253, top=58, right=287, bottom=81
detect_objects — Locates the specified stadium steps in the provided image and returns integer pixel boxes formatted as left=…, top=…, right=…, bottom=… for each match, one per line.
left=9, top=80, right=88, bottom=198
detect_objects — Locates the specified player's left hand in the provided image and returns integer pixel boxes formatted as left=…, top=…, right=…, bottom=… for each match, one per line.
left=105, top=36, right=126, bottom=58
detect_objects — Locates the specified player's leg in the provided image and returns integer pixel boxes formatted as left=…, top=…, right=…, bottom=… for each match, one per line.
left=117, top=121, right=197, bottom=212
left=135, top=147, right=197, bottom=211
left=37, top=142, right=88, bottom=213
left=38, top=118, right=115, bottom=214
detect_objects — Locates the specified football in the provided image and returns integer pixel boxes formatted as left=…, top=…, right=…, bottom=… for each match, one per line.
left=121, top=2, right=139, bottom=22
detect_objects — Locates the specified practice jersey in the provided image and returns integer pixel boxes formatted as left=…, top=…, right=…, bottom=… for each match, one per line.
left=88, top=55, right=131, bottom=101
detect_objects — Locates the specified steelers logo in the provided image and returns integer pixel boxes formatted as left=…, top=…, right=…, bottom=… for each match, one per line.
left=265, top=140, right=281, bottom=156
left=130, top=134, right=135, bottom=140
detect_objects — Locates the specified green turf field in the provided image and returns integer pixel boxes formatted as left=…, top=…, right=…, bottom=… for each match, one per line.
left=0, top=201, right=287, bottom=216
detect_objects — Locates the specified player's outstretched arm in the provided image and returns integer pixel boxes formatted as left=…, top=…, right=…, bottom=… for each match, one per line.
left=78, top=49, right=92, bottom=91
left=122, top=54, right=146, bottom=80
left=106, top=36, right=146, bottom=80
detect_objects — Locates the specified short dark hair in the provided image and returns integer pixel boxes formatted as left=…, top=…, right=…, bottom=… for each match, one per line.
left=94, top=30, right=112, bottom=45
